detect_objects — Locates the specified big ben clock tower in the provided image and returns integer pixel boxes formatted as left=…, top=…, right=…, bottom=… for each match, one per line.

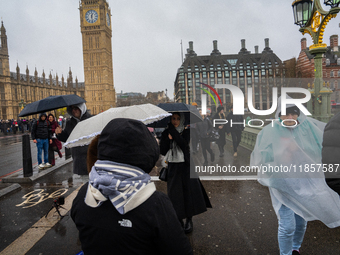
left=79, top=0, right=116, bottom=115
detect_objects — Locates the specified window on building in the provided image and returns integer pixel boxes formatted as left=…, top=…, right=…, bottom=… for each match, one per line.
left=217, top=71, right=222, bottom=78
left=330, top=71, right=334, bottom=77
left=202, top=72, right=207, bottom=78
left=225, top=71, right=230, bottom=78
left=326, top=59, right=330, bottom=66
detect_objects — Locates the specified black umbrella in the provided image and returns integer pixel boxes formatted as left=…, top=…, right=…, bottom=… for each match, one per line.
left=150, top=102, right=203, bottom=128
left=18, top=94, right=86, bottom=117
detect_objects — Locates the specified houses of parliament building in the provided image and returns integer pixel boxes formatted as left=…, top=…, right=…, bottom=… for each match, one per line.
left=0, top=0, right=116, bottom=120
left=0, top=21, right=85, bottom=120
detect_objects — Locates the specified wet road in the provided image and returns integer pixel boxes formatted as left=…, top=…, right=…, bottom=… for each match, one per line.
left=0, top=162, right=84, bottom=254
left=0, top=134, right=65, bottom=180
left=0, top=139, right=339, bottom=254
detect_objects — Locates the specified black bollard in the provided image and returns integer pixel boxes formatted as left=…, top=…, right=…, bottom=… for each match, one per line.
left=65, top=147, right=72, bottom=160
left=22, top=134, right=33, bottom=177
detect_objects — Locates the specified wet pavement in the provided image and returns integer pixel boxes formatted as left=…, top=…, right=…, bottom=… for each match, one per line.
left=0, top=140, right=339, bottom=254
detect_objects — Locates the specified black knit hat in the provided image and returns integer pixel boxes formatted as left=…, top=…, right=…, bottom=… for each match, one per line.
left=279, top=106, right=300, bottom=117
left=217, top=105, right=224, bottom=112
left=97, top=118, right=159, bottom=173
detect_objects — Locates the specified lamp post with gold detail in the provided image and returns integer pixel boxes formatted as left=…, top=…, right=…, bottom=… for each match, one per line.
left=292, top=0, right=340, bottom=121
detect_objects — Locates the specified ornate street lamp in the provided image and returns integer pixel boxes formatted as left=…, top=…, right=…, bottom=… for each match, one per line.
left=19, top=99, right=26, bottom=110
left=292, top=0, right=340, bottom=121
left=292, top=0, right=313, bottom=27
left=324, top=0, right=340, bottom=8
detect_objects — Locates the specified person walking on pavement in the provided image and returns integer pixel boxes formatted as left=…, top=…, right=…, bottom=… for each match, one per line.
left=196, top=108, right=215, bottom=165
left=47, top=114, right=63, bottom=166
left=55, top=103, right=91, bottom=176
left=160, top=112, right=212, bottom=234
left=226, top=106, right=245, bottom=157
left=251, top=97, right=340, bottom=255
left=71, top=118, right=193, bottom=255
left=322, top=111, right=340, bottom=195
left=31, top=112, right=52, bottom=169
left=213, top=105, right=227, bottom=157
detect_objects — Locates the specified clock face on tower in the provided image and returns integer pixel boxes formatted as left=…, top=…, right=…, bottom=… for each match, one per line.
left=106, top=13, right=110, bottom=26
left=85, top=10, right=98, bottom=23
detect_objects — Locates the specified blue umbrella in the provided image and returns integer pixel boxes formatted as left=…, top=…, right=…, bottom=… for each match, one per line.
left=18, top=94, right=85, bottom=117
left=150, top=102, right=203, bottom=128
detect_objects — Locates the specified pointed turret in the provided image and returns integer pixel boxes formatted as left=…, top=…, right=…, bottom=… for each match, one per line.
left=1, top=21, right=8, bottom=50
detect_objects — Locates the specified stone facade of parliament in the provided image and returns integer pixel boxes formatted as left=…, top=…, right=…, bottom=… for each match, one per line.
left=0, top=0, right=116, bottom=119
left=0, top=22, right=84, bottom=120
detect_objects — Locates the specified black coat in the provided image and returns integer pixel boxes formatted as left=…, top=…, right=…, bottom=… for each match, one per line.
left=196, top=117, right=213, bottom=139
left=31, top=118, right=51, bottom=140
left=71, top=183, right=193, bottom=255
left=160, top=127, right=212, bottom=219
left=57, top=111, right=92, bottom=175
left=322, top=112, right=340, bottom=195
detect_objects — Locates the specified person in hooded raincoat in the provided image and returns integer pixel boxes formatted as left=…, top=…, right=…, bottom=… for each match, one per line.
left=160, top=112, right=212, bottom=234
left=71, top=118, right=193, bottom=255
left=55, top=102, right=92, bottom=175
left=250, top=96, right=340, bottom=255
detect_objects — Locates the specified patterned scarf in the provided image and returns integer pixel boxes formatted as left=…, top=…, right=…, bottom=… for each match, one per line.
left=85, top=160, right=155, bottom=214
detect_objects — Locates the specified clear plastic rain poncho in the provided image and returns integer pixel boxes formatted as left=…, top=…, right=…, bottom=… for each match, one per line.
left=250, top=96, right=340, bottom=228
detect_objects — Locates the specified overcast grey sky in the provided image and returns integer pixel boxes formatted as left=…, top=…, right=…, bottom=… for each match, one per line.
left=1, top=0, right=340, bottom=99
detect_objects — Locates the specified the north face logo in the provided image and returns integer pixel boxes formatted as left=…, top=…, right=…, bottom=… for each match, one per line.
left=118, top=219, right=132, bottom=228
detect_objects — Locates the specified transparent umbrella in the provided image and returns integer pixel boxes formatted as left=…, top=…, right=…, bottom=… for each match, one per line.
left=64, top=103, right=171, bottom=148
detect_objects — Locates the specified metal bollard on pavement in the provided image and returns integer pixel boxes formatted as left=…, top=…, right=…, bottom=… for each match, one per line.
left=65, top=147, right=72, bottom=160
left=22, top=134, right=33, bottom=177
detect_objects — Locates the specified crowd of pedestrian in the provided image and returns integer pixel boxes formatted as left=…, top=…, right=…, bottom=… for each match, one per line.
left=0, top=118, right=34, bottom=135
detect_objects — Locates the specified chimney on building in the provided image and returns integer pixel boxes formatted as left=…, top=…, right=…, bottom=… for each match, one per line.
left=241, top=39, right=246, bottom=49
left=330, top=35, right=338, bottom=52
left=301, top=38, right=307, bottom=50
left=238, top=39, right=250, bottom=54
left=189, top=41, right=194, bottom=51
left=210, top=40, right=221, bottom=56
left=265, top=38, right=269, bottom=48
left=255, top=45, right=259, bottom=54
left=185, top=41, right=197, bottom=57
left=213, top=40, right=218, bottom=51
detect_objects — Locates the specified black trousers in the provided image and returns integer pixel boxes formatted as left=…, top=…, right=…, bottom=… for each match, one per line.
left=201, top=138, right=213, bottom=162
left=191, top=128, right=199, bottom=152
left=231, top=130, right=242, bottom=152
